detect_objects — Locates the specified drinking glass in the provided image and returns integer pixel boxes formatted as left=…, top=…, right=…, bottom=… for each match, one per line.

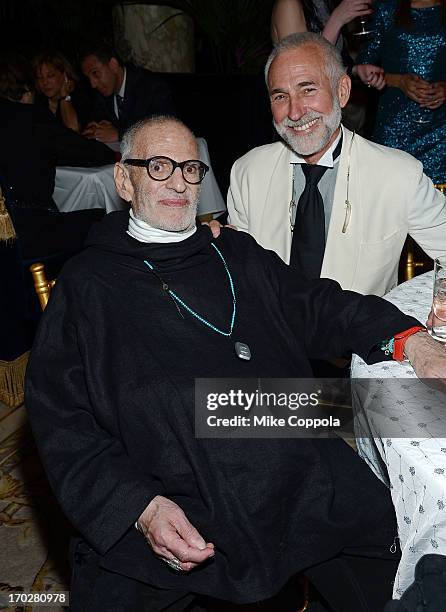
left=353, top=16, right=375, bottom=36
left=353, top=4, right=375, bottom=37
left=431, top=258, right=446, bottom=342
left=412, top=108, right=433, bottom=124
left=411, top=99, right=433, bottom=124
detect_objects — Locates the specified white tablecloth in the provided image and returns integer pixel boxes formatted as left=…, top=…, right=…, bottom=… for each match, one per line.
left=352, top=272, right=446, bottom=598
left=54, top=164, right=123, bottom=213
left=54, top=137, right=226, bottom=218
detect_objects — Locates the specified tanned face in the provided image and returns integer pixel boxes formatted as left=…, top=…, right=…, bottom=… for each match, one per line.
left=268, top=45, right=350, bottom=163
left=81, top=54, right=123, bottom=97
left=35, top=63, right=65, bottom=100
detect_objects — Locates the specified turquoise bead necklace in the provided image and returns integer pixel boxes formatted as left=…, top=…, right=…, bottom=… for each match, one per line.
left=143, top=243, right=251, bottom=360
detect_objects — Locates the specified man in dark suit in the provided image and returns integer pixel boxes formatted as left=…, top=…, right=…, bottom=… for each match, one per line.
left=80, top=42, right=175, bottom=143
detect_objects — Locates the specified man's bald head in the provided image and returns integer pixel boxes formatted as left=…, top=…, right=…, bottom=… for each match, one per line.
left=121, top=116, right=198, bottom=162
left=115, top=116, right=201, bottom=232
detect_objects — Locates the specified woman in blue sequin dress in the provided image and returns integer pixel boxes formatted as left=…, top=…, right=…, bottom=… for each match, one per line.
left=355, top=0, right=446, bottom=183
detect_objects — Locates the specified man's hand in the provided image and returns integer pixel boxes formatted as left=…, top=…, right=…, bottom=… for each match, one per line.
left=136, top=495, right=215, bottom=572
left=82, top=120, right=118, bottom=143
left=331, top=0, right=373, bottom=27
left=355, top=64, right=386, bottom=90
left=201, top=220, right=237, bottom=239
left=82, top=122, right=99, bottom=139
left=404, top=331, right=446, bottom=385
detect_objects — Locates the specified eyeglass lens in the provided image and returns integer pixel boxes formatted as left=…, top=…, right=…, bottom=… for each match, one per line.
left=148, top=157, right=205, bottom=184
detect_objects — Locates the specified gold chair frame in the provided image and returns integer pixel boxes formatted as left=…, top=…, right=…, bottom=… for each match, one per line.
left=30, top=263, right=55, bottom=311
left=403, top=183, right=445, bottom=282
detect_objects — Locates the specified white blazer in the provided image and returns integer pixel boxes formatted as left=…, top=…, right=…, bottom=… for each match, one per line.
left=227, top=127, right=446, bottom=296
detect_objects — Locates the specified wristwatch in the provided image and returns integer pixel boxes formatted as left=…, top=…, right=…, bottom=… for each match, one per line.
left=392, top=326, right=426, bottom=361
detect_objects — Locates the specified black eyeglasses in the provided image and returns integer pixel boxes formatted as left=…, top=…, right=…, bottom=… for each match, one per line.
left=123, top=156, right=209, bottom=184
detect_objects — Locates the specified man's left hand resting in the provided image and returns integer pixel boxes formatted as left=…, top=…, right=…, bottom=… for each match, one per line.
left=137, top=495, right=215, bottom=572
left=405, top=332, right=446, bottom=385
left=83, top=120, right=119, bottom=143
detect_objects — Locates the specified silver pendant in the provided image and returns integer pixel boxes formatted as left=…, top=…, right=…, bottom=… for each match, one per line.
left=342, top=199, right=351, bottom=233
left=235, top=342, right=251, bottom=361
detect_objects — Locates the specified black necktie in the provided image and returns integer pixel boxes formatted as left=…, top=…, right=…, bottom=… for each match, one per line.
left=116, top=94, right=124, bottom=118
left=289, top=135, right=343, bottom=279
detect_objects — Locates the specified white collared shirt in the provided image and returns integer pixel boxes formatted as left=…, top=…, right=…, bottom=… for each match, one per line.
left=113, top=67, right=127, bottom=118
left=290, top=127, right=343, bottom=168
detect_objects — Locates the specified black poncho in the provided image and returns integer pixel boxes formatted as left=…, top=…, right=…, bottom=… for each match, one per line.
left=26, top=212, right=420, bottom=603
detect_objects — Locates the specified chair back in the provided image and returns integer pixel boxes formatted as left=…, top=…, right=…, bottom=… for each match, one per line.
left=400, top=183, right=445, bottom=282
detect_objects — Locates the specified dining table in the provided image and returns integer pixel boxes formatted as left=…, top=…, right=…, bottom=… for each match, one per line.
left=351, top=270, right=446, bottom=598
left=54, top=137, right=226, bottom=219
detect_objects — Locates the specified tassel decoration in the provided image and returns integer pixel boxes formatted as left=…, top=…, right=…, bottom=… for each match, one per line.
left=0, top=188, right=16, bottom=243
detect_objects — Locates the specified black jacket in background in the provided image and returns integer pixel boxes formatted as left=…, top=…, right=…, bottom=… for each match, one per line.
left=0, top=98, right=113, bottom=259
left=87, top=64, right=176, bottom=136
left=0, top=98, right=114, bottom=209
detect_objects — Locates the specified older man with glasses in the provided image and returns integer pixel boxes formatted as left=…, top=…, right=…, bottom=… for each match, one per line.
left=26, top=115, right=446, bottom=612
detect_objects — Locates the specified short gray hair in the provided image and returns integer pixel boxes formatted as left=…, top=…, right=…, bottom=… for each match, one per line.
left=120, top=115, right=196, bottom=161
left=264, top=32, right=346, bottom=92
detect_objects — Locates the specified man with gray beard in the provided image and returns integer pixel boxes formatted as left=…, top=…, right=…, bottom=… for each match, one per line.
left=26, top=114, right=446, bottom=612
left=227, top=32, right=446, bottom=297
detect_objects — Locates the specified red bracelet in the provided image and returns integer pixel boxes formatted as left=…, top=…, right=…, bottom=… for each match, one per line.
left=393, top=326, right=426, bottom=361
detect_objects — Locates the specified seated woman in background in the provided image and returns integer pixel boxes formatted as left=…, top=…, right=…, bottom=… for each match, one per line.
left=355, top=0, right=446, bottom=184
left=33, top=51, right=88, bottom=132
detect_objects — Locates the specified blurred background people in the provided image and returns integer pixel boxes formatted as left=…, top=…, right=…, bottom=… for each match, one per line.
left=33, top=50, right=90, bottom=132
left=0, top=56, right=113, bottom=264
left=355, top=0, right=446, bottom=184
left=80, top=41, right=176, bottom=142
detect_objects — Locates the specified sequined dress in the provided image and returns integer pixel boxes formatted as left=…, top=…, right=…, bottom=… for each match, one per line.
left=356, top=1, right=446, bottom=183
